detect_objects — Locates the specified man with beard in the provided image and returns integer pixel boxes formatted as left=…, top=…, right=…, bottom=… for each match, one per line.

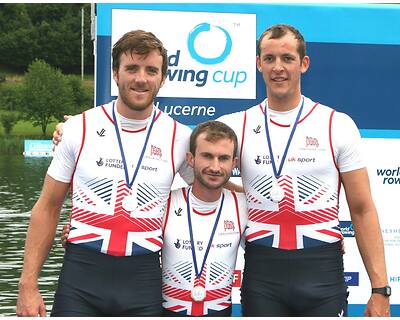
left=16, top=30, right=192, bottom=316
left=161, top=121, right=247, bottom=316
left=61, top=121, right=248, bottom=317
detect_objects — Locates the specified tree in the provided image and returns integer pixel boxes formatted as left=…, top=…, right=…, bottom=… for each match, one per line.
left=22, top=59, right=74, bottom=135
left=66, top=75, right=94, bottom=114
left=0, top=3, right=93, bottom=73
left=0, top=82, right=23, bottom=135
left=0, top=110, right=19, bottom=135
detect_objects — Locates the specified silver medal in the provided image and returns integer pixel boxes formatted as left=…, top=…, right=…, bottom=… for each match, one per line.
left=191, top=285, right=206, bottom=302
left=270, top=184, right=285, bottom=203
left=122, top=191, right=137, bottom=212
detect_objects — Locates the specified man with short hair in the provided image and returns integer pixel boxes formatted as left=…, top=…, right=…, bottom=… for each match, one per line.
left=161, top=120, right=247, bottom=316
left=219, top=23, right=390, bottom=317
left=16, top=30, right=192, bottom=316
left=60, top=120, right=248, bottom=317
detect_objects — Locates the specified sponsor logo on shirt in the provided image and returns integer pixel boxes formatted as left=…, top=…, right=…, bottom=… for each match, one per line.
left=254, top=155, right=262, bottom=165
left=151, top=145, right=162, bottom=158
left=211, top=242, right=233, bottom=249
left=103, top=158, right=124, bottom=169
left=96, top=157, right=104, bottom=166
left=254, top=154, right=316, bottom=165
left=175, top=239, right=204, bottom=251
left=140, top=165, right=158, bottom=172
left=253, top=125, right=261, bottom=134
left=224, top=220, right=235, bottom=232
left=175, top=208, right=183, bottom=216
left=145, top=145, right=168, bottom=163
left=97, top=128, right=106, bottom=137
left=305, top=136, right=319, bottom=148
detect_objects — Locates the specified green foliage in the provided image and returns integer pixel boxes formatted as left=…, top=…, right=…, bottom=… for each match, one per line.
left=66, top=75, right=94, bottom=114
left=0, top=82, right=24, bottom=110
left=22, top=59, right=75, bottom=135
left=0, top=119, right=58, bottom=137
left=0, top=3, right=93, bottom=73
left=0, top=110, right=19, bottom=135
left=0, top=82, right=23, bottom=134
left=0, top=72, right=5, bottom=83
left=0, top=136, right=24, bottom=154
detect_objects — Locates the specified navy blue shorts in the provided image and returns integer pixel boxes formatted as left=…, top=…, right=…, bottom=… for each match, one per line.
left=241, top=242, right=348, bottom=317
left=51, top=244, right=162, bottom=316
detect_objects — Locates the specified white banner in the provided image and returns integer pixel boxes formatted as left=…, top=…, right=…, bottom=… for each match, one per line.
left=111, top=9, right=256, bottom=99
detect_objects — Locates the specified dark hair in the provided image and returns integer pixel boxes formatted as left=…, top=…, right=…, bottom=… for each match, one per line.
left=112, top=30, right=168, bottom=79
left=257, top=24, right=306, bottom=61
left=190, top=121, right=238, bottom=157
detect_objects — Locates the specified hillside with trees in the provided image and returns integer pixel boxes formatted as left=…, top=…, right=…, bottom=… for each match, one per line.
left=0, top=3, right=93, bottom=73
left=0, top=3, right=94, bottom=148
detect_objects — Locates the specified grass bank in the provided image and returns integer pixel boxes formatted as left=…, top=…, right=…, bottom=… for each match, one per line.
left=0, top=69, right=94, bottom=155
left=0, top=120, right=57, bottom=155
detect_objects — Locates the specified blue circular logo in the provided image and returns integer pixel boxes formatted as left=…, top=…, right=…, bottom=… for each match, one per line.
left=187, top=23, right=232, bottom=65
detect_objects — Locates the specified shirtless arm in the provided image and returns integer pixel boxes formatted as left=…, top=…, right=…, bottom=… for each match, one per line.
left=341, top=168, right=390, bottom=317
left=225, top=180, right=244, bottom=193
left=16, top=175, right=70, bottom=316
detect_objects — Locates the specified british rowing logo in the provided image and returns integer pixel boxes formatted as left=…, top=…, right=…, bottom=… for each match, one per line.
left=305, top=136, right=319, bottom=148
left=224, top=220, right=235, bottom=232
left=151, top=145, right=162, bottom=158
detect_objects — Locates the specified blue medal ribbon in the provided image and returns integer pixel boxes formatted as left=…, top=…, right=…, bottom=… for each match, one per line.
left=264, top=97, right=304, bottom=179
left=186, top=187, right=225, bottom=280
left=112, top=101, right=156, bottom=188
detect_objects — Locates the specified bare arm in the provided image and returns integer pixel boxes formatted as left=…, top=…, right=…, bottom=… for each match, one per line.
left=16, top=175, right=70, bottom=316
left=225, top=180, right=244, bottom=193
left=341, top=168, right=390, bottom=317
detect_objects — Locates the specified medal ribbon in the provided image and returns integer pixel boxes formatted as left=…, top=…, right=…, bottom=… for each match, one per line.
left=264, top=97, right=304, bottom=179
left=187, top=187, right=225, bottom=280
left=112, top=101, right=156, bottom=188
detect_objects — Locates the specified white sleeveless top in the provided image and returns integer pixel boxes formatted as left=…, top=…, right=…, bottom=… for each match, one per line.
left=218, top=96, right=364, bottom=250
left=162, top=187, right=248, bottom=316
left=48, top=101, right=191, bottom=256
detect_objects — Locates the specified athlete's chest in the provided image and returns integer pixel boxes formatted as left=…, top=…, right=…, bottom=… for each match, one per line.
left=164, top=196, right=242, bottom=259
left=77, top=116, right=174, bottom=182
left=241, top=109, right=334, bottom=177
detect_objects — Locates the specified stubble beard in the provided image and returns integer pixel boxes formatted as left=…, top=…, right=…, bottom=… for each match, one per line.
left=195, top=168, right=230, bottom=190
left=118, top=80, right=161, bottom=114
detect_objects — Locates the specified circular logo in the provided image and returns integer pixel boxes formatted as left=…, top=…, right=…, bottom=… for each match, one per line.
left=187, top=23, right=232, bottom=65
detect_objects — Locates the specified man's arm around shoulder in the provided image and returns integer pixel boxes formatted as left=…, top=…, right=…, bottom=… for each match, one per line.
left=16, top=175, right=69, bottom=316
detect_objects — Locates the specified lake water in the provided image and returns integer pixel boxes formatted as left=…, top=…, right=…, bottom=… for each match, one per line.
left=0, top=155, right=69, bottom=316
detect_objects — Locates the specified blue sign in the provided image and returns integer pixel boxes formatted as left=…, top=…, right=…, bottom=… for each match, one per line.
left=344, top=272, right=360, bottom=286
left=340, top=221, right=355, bottom=238
left=23, top=140, right=53, bottom=157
